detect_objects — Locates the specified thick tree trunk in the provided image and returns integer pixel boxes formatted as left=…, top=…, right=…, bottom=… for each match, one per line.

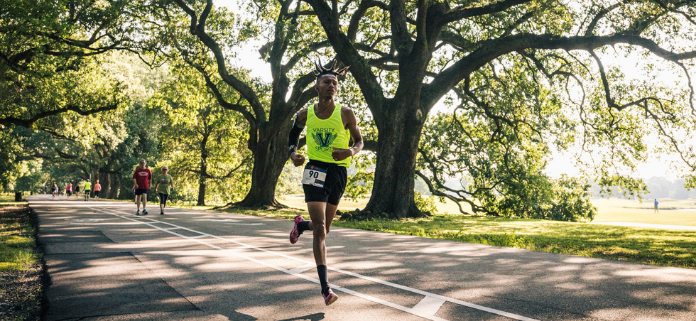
left=197, top=180, right=206, bottom=206
left=362, top=99, right=429, bottom=219
left=108, top=173, right=120, bottom=199
left=197, top=145, right=208, bottom=206
left=99, top=171, right=109, bottom=197
left=237, top=123, right=290, bottom=207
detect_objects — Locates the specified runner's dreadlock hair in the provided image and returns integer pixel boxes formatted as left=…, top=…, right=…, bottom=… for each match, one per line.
left=314, top=59, right=350, bottom=83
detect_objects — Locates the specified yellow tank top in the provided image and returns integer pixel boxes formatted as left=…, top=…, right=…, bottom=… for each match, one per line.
left=306, top=103, right=350, bottom=167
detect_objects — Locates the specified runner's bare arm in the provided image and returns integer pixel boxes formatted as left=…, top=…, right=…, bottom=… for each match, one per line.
left=332, top=107, right=363, bottom=161
left=290, top=109, right=308, bottom=167
left=294, top=108, right=308, bottom=126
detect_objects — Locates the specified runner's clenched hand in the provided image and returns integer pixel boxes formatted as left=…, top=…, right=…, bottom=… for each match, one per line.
left=291, top=152, right=306, bottom=167
left=332, top=148, right=353, bottom=161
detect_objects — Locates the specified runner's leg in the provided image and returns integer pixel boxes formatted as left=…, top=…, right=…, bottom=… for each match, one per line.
left=306, top=203, right=338, bottom=233
left=159, top=193, right=166, bottom=214
left=308, top=201, right=336, bottom=296
left=308, top=201, right=328, bottom=265
left=324, top=203, right=338, bottom=235
left=142, top=193, right=147, bottom=213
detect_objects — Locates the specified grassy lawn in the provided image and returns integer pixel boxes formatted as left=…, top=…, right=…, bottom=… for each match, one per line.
left=0, top=203, right=43, bottom=320
left=280, top=196, right=696, bottom=226
left=0, top=193, right=27, bottom=208
left=218, top=196, right=696, bottom=270
left=592, top=198, right=696, bottom=226
left=0, top=206, right=38, bottom=272
left=335, top=215, right=696, bottom=269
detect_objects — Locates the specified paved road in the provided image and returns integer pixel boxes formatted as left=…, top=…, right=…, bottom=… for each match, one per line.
left=30, top=195, right=696, bottom=321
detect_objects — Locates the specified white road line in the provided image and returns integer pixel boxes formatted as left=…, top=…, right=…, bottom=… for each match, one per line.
left=189, top=234, right=212, bottom=239
left=412, top=296, right=448, bottom=318
left=287, top=263, right=317, bottom=274
left=96, top=207, right=538, bottom=321
left=96, top=209, right=448, bottom=321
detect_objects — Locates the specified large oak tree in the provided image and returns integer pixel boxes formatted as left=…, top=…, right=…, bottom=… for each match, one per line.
left=164, top=0, right=337, bottom=207
left=304, top=0, right=696, bottom=218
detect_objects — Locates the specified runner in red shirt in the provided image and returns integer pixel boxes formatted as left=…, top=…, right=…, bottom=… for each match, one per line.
left=133, top=159, right=152, bottom=215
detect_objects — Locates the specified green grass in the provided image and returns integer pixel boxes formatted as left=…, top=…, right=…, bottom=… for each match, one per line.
left=219, top=203, right=696, bottom=269
left=0, top=207, right=39, bottom=272
left=0, top=204, right=42, bottom=320
left=279, top=196, right=696, bottom=226
left=0, top=193, right=27, bottom=208
left=0, top=193, right=31, bottom=271
left=592, top=198, right=696, bottom=226
left=333, top=215, right=696, bottom=269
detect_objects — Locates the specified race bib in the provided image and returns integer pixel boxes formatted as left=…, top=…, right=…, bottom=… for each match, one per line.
left=302, top=165, right=327, bottom=188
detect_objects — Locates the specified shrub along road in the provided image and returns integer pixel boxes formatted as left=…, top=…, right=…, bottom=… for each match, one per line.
left=30, top=195, right=696, bottom=320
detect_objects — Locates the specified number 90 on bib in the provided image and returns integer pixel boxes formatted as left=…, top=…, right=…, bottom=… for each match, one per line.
left=302, top=166, right=328, bottom=188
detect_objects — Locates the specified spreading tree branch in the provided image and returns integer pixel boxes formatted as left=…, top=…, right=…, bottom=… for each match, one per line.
left=1, top=104, right=119, bottom=128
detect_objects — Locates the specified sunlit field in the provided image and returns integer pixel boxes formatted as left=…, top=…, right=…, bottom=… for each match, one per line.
left=591, top=198, right=696, bottom=226
left=278, top=196, right=696, bottom=226
left=0, top=193, right=27, bottom=207
left=223, top=198, right=696, bottom=269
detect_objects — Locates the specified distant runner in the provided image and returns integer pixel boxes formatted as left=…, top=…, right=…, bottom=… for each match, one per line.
left=52, top=183, right=58, bottom=198
left=287, top=60, right=363, bottom=306
left=66, top=183, right=72, bottom=197
left=84, top=180, right=91, bottom=201
left=133, top=159, right=152, bottom=215
left=94, top=180, right=102, bottom=201
left=43, top=185, right=47, bottom=195
left=654, top=199, right=659, bottom=214
left=74, top=184, right=80, bottom=198
left=154, top=166, right=174, bottom=215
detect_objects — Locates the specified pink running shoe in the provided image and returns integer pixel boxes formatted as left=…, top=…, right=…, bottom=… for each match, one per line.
left=290, top=215, right=305, bottom=244
left=323, top=288, right=338, bottom=306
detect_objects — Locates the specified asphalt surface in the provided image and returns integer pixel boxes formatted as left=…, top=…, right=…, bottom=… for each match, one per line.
left=29, top=195, right=696, bottom=321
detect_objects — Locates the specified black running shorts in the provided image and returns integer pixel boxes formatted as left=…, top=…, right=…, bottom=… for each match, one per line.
left=134, top=189, right=149, bottom=195
left=94, top=191, right=100, bottom=197
left=302, top=160, right=348, bottom=206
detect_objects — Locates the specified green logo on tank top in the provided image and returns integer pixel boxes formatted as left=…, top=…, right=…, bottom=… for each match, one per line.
left=312, top=128, right=337, bottom=151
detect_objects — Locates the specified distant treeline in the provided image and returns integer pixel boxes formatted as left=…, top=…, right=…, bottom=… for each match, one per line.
left=592, top=177, right=696, bottom=200
left=417, top=176, right=696, bottom=200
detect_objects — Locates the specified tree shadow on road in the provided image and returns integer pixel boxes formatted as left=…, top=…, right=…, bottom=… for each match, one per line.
left=279, top=312, right=325, bottom=321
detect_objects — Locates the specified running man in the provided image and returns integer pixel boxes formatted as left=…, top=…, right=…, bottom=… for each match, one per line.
left=133, top=159, right=152, bottom=215
left=83, top=180, right=91, bottom=201
left=94, top=180, right=101, bottom=201
left=654, top=199, right=659, bottom=214
left=287, top=60, right=363, bottom=306
left=154, top=166, right=174, bottom=215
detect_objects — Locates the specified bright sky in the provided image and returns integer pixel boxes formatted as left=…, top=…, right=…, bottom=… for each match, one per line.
left=217, top=0, right=691, bottom=181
